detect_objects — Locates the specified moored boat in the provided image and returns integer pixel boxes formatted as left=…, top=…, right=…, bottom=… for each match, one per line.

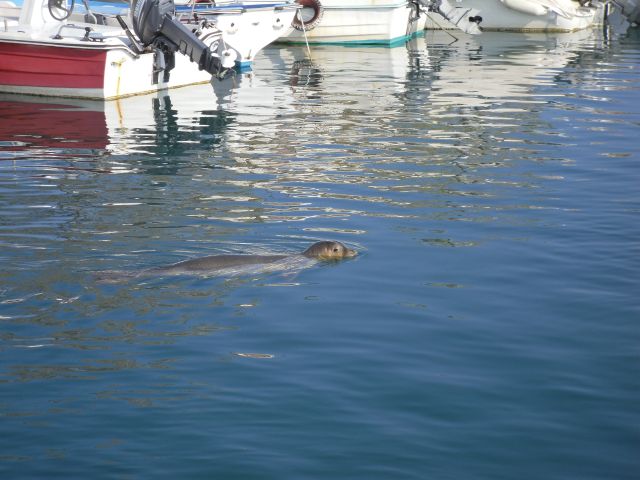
left=0, top=84, right=236, bottom=155
left=174, top=0, right=299, bottom=68
left=276, top=0, right=423, bottom=46
left=423, top=0, right=605, bottom=32
left=0, top=0, right=237, bottom=99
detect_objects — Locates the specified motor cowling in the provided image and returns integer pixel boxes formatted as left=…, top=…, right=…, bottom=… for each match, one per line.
left=130, top=0, right=232, bottom=76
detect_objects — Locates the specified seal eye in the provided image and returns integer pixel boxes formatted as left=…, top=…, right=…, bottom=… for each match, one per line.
left=333, top=248, right=339, bottom=252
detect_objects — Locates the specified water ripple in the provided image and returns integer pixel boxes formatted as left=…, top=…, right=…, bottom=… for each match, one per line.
left=0, top=27, right=638, bottom=479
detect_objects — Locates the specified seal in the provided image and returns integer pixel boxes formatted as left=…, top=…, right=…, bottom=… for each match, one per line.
left=155, top=240, right=356, bottom=274
left=95, top=241, right=356, bottom=282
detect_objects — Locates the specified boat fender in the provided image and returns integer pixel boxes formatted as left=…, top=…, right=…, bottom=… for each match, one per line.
left=292, top=0, right=323, bottom=31
left=500, top=0, right=549, bottom=16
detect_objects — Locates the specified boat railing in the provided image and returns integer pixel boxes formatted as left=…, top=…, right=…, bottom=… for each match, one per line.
left=53, top=22, right=109, bottom=40
left=44, top=20, right=143, bottom=57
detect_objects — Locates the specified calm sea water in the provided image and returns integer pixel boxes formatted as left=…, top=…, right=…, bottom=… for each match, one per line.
left=1, top=28, right=639, bottom=479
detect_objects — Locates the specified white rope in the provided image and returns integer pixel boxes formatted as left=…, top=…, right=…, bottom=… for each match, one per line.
left=428, top=11, right=460, bottom=41
left=297, top=8, right=312, bottom=61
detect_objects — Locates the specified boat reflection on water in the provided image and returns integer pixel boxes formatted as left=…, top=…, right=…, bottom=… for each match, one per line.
left=0, top=83, right=238, bottom=171
left=203, top=29, right=611, bottom=186
left=0, top=96, right=111, bottom=152
left=0, top=27, right=612, bottom=167
left=413, top=28, right=612, bottom=163
left=423, top=28, right=610, bottom=110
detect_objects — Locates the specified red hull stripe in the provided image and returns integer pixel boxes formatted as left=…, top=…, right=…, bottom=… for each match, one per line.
left=0, top=42, right=107, bottom=89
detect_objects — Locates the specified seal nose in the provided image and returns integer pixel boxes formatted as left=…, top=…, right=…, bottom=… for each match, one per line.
left=345, top=248, right=357, bottom=258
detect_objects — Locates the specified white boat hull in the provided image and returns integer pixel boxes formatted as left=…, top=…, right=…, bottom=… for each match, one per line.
left=424, top=0, right=603, bottom=32
left=0, top=0, right=295, bottom=99
left=176, top=2, right=299, bottom=67
left=279, top=0, right=419, bottom=45
left=0, top=21, right=217, bottom=100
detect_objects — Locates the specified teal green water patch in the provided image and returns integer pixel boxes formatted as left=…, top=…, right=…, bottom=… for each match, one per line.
left=277, top=34, right=412, bottom=48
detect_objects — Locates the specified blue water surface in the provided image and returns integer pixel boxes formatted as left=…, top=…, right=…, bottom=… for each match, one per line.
left=0, top=28, right=639, bottom=479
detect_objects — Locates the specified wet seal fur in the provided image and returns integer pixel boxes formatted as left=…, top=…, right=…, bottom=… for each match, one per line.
left=96, top=241, right=356, bottom=283
left=154, top=240, right=356, bottom=274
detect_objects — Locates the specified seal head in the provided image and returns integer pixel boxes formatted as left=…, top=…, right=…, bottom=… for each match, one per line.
left=302, top=241, right=357, bottom=260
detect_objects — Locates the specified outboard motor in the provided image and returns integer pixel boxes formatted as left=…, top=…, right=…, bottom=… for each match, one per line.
left=130, top=0, right=232, bottom=77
